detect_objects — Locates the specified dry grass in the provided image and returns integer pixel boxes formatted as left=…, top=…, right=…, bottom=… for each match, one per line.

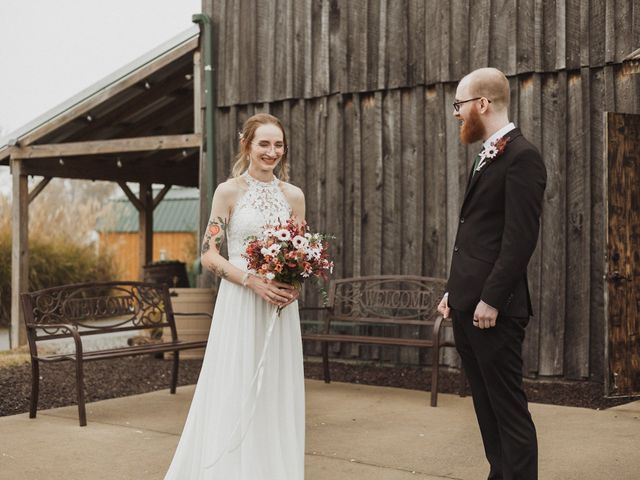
left=0, top=346, right=31, bottom=367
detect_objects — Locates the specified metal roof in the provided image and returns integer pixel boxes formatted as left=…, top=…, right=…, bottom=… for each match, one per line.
left=0, top=25, right=202, bottom=187
left=96, top=187, right=199, bottom=233
left=0, top=26, right=199, bottom=153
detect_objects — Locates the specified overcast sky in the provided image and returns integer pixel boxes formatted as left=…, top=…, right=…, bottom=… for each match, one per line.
left=0, top=0, right=201, bottom=194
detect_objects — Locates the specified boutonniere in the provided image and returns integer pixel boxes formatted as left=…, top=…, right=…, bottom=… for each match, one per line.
left=475, top=136, right=510, bottom=173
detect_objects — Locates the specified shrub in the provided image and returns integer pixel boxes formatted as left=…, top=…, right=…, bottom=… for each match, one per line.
left=0, top=226, right=117, bottom=328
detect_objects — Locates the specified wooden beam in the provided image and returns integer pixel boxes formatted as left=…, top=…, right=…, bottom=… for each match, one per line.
left=10, top=159, right=28, bottom=347
left=153, top=184, right=172, bottom=209
left=17, top=36, right=199, bottom=148
left=139, top=183, right=154, bottom=279
left=21, top=158, right=199, bottom=187
left=117, top=181, right=144, bottom=211
left=28, top=176, right=52, bottom=203
left=11, top=133, right=202, bottom=159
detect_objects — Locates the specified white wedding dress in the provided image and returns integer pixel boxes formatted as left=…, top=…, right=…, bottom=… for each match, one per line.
left=165, top=172, right=305, bottom=480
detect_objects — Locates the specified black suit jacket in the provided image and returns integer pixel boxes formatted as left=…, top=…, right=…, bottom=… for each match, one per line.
left=446, top=128, right=547, bottom=317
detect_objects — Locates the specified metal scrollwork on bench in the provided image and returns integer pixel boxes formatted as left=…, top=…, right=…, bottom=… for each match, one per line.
left=332, top=276, right=446, bottom=321
left=28, top=283, right=167, bottom=337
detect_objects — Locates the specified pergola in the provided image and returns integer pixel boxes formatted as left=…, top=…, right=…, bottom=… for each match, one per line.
left=0, top=24, right=214, bottom=347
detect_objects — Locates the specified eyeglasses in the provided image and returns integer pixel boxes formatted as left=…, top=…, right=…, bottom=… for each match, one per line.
left=251, top=140, right=287, bottom=154
left=452, top=97, right=491, bottom=112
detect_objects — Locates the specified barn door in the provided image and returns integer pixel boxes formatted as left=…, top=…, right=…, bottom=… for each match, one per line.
left=605, top=112, right=640, bottom=397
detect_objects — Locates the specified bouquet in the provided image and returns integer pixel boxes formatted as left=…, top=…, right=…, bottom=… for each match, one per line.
left=243, top=218, right=334, bottom=292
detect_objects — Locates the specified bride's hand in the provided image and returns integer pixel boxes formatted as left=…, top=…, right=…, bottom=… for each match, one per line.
left=247, top=276, right=296, bottom=307
left=271, top=281, right=300, bottom=308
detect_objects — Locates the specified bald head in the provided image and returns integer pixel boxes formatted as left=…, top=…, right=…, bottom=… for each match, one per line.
left=460, top=68, right=510, bottom=112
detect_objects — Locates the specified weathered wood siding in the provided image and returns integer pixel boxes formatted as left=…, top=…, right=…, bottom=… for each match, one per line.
left=204, top=0, right=640, bottom=380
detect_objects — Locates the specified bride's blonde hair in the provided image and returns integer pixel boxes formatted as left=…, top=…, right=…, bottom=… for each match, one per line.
left=231, top=113, right=289, bottom=181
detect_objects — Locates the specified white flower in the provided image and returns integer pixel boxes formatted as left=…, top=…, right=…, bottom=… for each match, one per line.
left=305, top=247, right=322, bottom=261
left=292, top=235, right=309, bottom=249
left=261, top=247, right=271, bottom=256
left=276, top=229, right=291, bottom=241
left=304, top=232, right=312, bottom=239
left=483, top=144, right=499, bottom=159
left=265, top=272, right=275, bottom=280
left=268, top=244, right=281, bottom=256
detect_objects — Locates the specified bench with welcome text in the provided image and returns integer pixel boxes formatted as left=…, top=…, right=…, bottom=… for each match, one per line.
left=301, top=275, right=456, bottom=406
left=20, top=281, right=208, bottom=426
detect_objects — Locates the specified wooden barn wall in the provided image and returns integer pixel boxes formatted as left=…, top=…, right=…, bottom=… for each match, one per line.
left=204, top=0, right=640, bottom=380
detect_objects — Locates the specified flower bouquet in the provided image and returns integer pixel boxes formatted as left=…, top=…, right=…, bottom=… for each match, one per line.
left=243, top=218, right=334, bottom=296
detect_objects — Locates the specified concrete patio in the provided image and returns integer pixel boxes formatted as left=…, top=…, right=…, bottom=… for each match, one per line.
left=0, top=380, right=638, bottom=479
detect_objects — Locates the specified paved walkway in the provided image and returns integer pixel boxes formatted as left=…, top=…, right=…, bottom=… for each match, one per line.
left=1, top=380, right=638, bottom=479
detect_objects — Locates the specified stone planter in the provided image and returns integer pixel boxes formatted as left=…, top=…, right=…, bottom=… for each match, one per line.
left=164, top=287, right=216, bottom=360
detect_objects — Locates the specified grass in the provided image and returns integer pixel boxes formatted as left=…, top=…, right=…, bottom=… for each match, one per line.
left=0, top=346, right=31, bottom=367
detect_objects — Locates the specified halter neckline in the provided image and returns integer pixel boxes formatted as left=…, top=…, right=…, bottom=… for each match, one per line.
left=243, top=171, right=278, bottom=186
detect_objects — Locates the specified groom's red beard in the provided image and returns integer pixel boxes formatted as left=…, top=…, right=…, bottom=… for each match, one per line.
left=459, top=107, right=485, bottom=144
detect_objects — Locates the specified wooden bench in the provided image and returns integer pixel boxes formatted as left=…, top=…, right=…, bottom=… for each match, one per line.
left=20, top=281, right=209, bottom=426
left=301, top=275, right=456, bottom=406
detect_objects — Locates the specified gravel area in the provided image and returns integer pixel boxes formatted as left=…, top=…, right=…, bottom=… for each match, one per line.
left=0, top=356, right=634, bottom=418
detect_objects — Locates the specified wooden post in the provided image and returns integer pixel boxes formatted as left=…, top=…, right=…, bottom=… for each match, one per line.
left=139, top=183, right=153, bottom=280
left=10, top=158, right=28, bottom=347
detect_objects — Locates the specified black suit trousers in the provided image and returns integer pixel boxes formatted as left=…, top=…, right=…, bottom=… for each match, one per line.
left=451, top=308, right=538, bottom=480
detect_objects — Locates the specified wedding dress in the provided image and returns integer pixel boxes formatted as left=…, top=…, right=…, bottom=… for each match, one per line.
left=164, top=172, right=305, bottom=480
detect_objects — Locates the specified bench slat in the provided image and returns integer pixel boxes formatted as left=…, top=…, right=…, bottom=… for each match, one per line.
left=37, top=340, right=208, bottom=362
left=302, top=333, right=434, bottom=348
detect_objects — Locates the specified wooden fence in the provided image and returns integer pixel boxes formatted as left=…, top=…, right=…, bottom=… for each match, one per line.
left=204, top=0, right=640, bottom=380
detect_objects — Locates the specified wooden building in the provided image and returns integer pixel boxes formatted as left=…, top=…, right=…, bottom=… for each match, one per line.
left=97, top=187, right=199, bottom=281
left=202, top=0, right=640, bottom=394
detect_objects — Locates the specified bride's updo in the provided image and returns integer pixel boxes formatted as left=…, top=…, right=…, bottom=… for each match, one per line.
left=231, top=113, right=289, bottom=181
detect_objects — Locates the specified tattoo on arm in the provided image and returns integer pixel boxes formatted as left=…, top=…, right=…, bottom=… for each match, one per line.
left=210, top=265, right=228, bottom=279
left=201, top=217, right=228, bottom=255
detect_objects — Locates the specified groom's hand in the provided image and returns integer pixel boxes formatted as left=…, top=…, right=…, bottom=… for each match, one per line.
left=473, top=300, right=498, bottom=329
left=437, top=293, right=450, bottom=319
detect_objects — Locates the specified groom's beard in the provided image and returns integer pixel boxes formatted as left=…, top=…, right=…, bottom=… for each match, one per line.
left=460, top=108, right=485, bottom=144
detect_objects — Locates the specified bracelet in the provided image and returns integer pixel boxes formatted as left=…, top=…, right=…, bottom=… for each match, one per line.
left=241, top=272, right=251, bottom=287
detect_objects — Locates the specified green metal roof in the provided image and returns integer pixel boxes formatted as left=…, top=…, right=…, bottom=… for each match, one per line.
left=96, top=187, right=199, bottom=233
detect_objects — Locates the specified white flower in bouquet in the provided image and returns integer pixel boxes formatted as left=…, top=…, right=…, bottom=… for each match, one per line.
left=305, top=246, right=322, bottom=261
left=276, top=229, right=291, bottom=241
left=267, top=244, right=281, bottom=255
left=292, top=235, right=309, bottom=249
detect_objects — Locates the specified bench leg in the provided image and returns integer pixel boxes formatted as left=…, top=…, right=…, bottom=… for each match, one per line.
left=170, top=351, right=179, bottom=394
left=75, top=358, right=87, bottom=427
left=430, top=343, right=440, bottom=407
left=29, top=360, right=40, bottom=419
left=322, top=342, right=331, bottom=383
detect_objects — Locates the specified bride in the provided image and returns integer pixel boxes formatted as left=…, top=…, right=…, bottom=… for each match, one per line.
left=164, top=113, right=306, bottom=479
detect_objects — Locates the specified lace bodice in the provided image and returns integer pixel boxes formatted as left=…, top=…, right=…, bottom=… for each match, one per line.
left=227, top=172, right=292, bottom=262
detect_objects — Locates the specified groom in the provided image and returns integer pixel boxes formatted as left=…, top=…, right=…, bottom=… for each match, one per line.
left=437, top=68, right=546, bottom=480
